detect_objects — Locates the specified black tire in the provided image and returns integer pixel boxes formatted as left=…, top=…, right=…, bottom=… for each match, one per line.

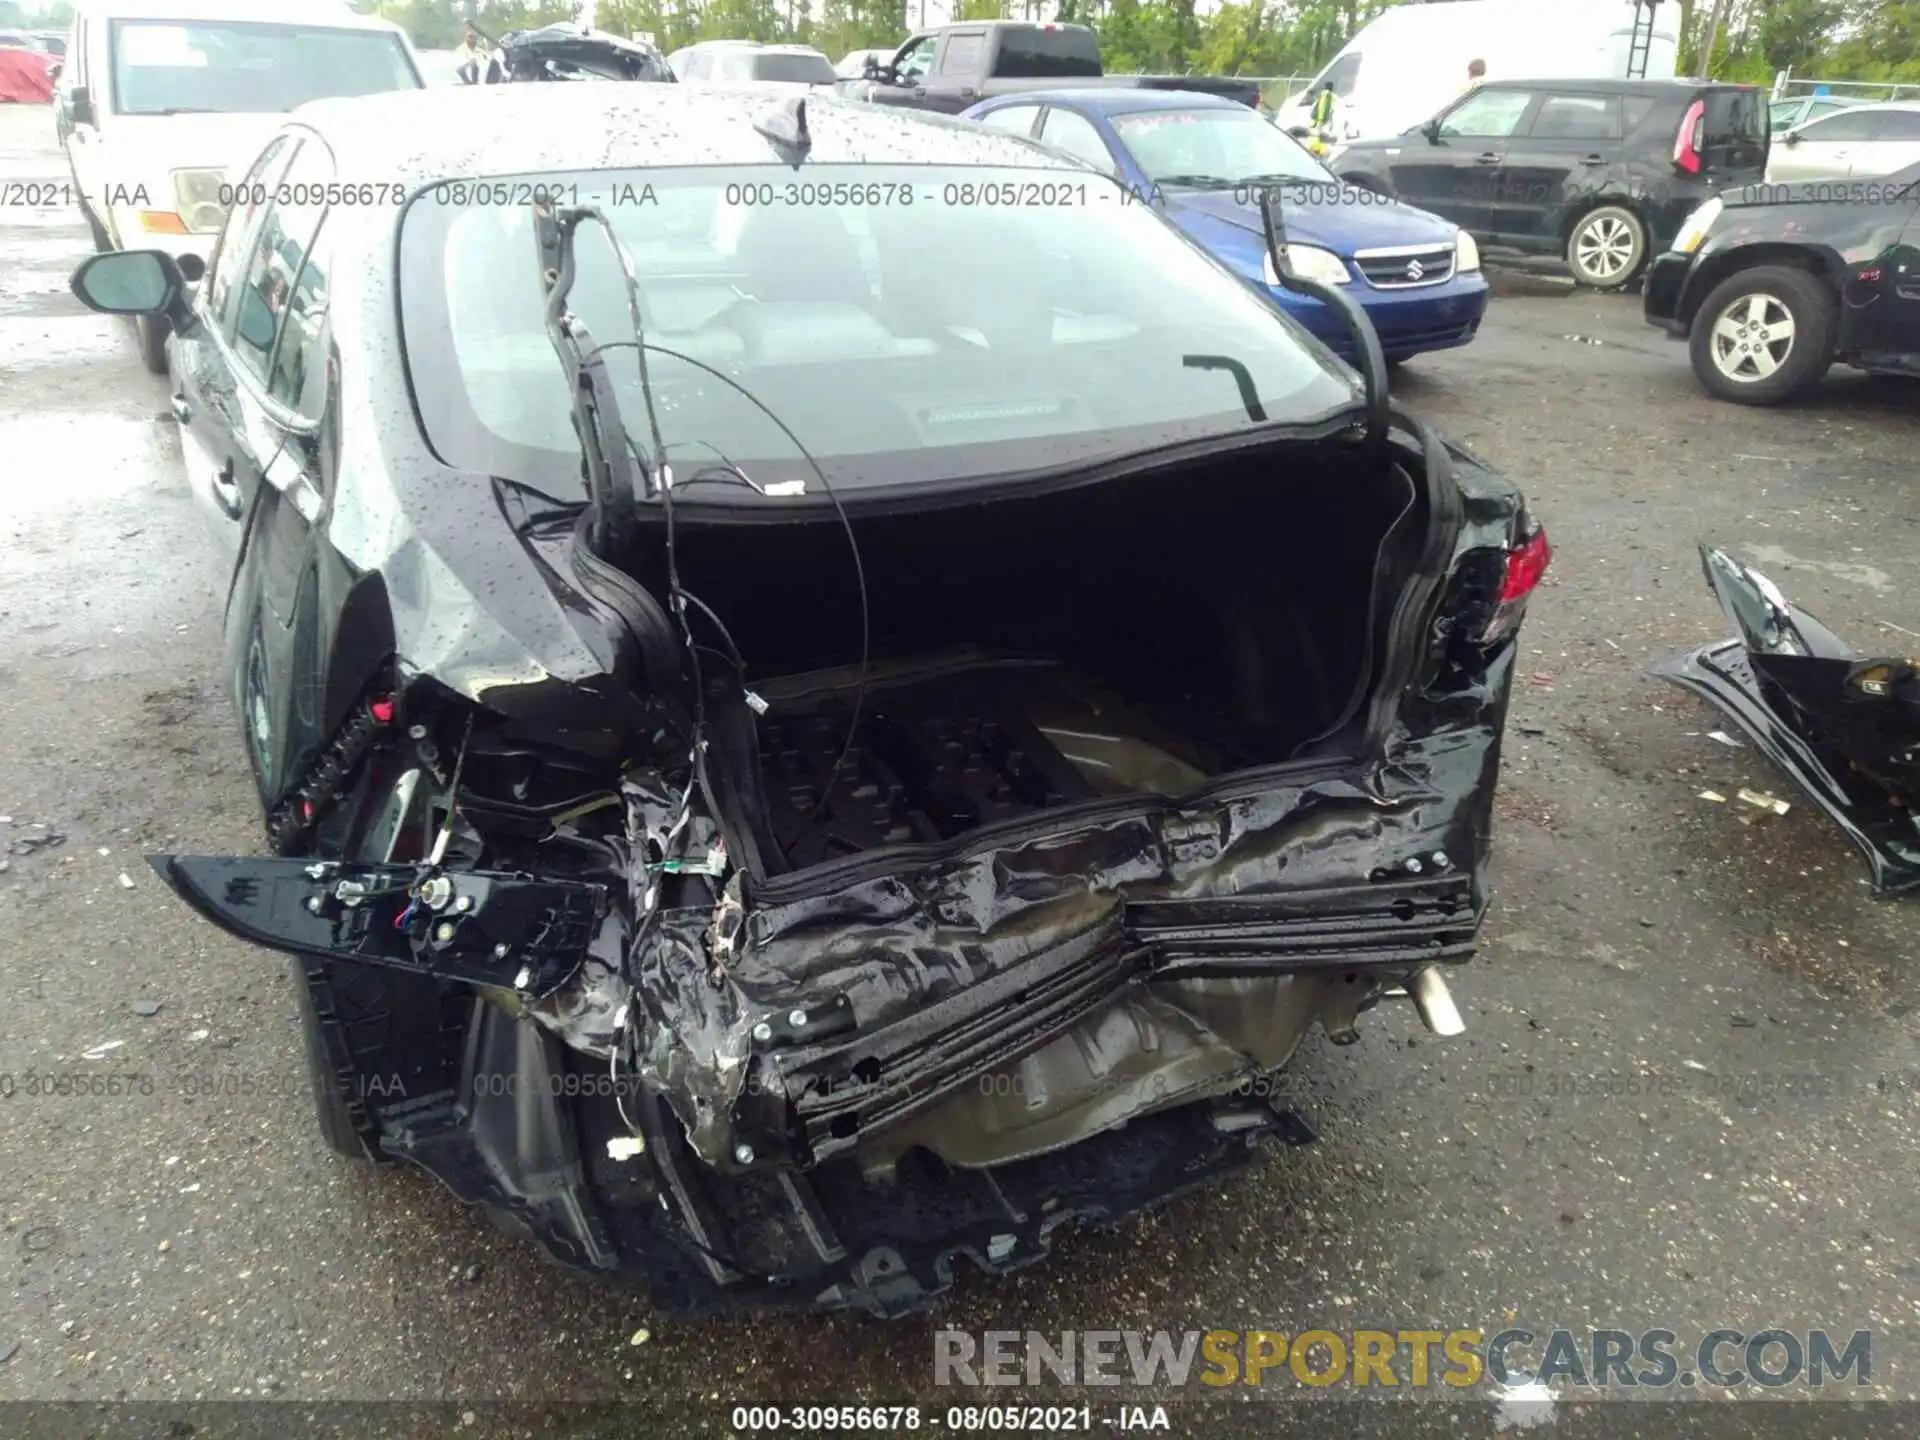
left=1565, top=204, right=1646, bottom=289
left=292, top=761, right=475, bottom=1161
left=1687, top=263, right=1836, bottom=406
left=135, top=313, right=168, bottom=375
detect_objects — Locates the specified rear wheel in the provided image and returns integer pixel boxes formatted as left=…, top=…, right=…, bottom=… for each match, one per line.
left=1688, top=264, right=1836, bottom=406
left=1565, top=205, right=1646, bottom=289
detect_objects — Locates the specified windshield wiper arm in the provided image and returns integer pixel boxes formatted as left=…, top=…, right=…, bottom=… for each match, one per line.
left=1155, top=173, right=1236, bottom=190
left=1181, top=354, right=1267, bottom=423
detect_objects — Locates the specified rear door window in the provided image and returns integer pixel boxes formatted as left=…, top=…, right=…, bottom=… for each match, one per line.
left=990, top=26, right=1100, bottom=79
left=1794, top=110, right=1879, bottom=143
left=267, top=218, right=331, bottom=419
left=1528, top=94, right=1620, bottom=141
left=938, top=32, right=985, bottom=76
left=1871, top=110, right=1920, bottom=141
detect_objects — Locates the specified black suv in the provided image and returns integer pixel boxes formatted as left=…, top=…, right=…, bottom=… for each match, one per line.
left=1334, top=79, right=1770, bottom=289
left=1644, top=162, right=1920, bottom=404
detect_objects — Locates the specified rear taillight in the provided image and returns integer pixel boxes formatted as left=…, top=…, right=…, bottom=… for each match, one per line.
left=1481, top=527, right=1552, bottom=643
left=1674, top=99, right=1705, bottom=174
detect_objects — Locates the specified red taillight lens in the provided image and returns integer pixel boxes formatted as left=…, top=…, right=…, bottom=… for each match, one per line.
left=1674, top=99, right=1704, bottom=174
left=1499, top=529, right=1553, bottom=603
left=1479, top=527, right=1551, bottom=643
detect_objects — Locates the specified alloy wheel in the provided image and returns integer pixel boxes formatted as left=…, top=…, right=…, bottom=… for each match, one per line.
left=1708, top=293, right=1796, bottom=384
left=1573, top=214, right=1637, bottom=283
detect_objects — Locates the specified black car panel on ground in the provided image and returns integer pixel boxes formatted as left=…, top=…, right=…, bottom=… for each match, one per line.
left=1655, top=545, right=1920, bottom=894
left=67, top=85, right=1548, bottom=1317
left=1642, top=163, right=1920, bottom=403
left=1335, top=79, right=1769, bottom=289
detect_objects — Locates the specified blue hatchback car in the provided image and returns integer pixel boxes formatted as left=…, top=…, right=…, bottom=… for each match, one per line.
left=961, top=89, right=1490, bottom=365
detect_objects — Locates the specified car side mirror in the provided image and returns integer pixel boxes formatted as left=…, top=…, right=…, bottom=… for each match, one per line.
left=863, top=56, right=885, bottom=80
left=1422, top=118, right=1442, bottom=143
left=1782, top=130, right=1800, bottom=146
left=47, top=59, right=62, bottom=81
left=70, top=249, right=179, bottom=315
left=69, top=84, right=93, bottom=126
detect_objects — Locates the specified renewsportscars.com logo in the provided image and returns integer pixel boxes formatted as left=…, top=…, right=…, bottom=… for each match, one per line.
left=934, top=1328, right=1872, bottom=1391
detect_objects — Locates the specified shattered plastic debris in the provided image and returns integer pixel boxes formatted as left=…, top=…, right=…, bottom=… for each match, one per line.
left=80, top=1040, right=125, bottom=1060
left=1698, top=790, right=1728, bottom=803
left=1706, top=731, right=1743, bottom=748
left=118, top=873, right=135, bottom=889
left=1737, top=788, right=1791, bottom=816
left=606, top=1135, right=645, bottom=1161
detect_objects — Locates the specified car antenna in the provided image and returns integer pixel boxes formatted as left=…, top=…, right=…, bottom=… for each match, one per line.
left=754, top=95, right=812, bottom=169
left=1255, top=184, right=1389, bottom=463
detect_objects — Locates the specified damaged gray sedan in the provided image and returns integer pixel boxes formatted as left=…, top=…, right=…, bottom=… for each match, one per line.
left=68, top=82, right=1550, bottom=1316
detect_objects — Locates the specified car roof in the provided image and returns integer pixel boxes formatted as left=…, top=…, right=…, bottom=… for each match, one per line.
left=1479, top=77, right=1756, bottom=95
left=293, top=85, right=1079, bottom=189
left=755, top=44, right=829, bottom=57
left=74, top=0, right=402, bottom=29
left=979, top=87, right=1246, bottom=117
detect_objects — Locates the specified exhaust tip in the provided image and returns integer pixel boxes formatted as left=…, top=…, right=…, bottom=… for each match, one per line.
left=1409, top=967, right=1466, bottom=1037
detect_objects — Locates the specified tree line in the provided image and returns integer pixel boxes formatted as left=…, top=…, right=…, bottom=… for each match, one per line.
left=7, top=0, right=1913, bottom=84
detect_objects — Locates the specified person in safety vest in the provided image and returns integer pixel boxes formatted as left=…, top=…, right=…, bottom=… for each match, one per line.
left=1304, top=81, right=1337, bottom=157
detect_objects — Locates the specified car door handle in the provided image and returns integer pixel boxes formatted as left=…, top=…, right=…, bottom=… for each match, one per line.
left=958, top=87, right=976, bottom=99
left=170, top=393, right=191, bottom=424
left=911, top=86, right=926, bottom=98
left=1579, top=153, right=1607, bottom=165
left=1475, top=152, right=1500, bottom=164
left=210, top=459, right=242, bottom=520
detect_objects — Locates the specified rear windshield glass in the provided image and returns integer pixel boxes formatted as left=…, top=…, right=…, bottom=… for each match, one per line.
left=991, top=27, right=1100, bottom=79
left=399, top=163, right=1360, bottom=497
left=1702, top=88, right=1768, bottom=171
left=108, top=20, right=418, bottom=115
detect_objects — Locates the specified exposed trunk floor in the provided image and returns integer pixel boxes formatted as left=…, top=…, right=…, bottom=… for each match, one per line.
left=755, top=665, right=1107, bottom=872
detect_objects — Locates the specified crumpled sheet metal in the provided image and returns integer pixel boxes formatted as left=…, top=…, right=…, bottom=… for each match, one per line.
left=629, top=717, right=1498, bottom=1169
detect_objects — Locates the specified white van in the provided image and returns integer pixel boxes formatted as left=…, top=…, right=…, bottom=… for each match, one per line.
left=57, top=0, right=424, bottom=371
left=1276, top=0, right=1680, bottom=145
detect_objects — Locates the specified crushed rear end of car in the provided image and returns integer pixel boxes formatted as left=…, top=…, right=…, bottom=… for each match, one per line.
left=155, top=410, right=1546, bottom=1315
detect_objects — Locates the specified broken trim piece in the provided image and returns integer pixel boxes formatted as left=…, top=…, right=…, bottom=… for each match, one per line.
left=1653, top=641, right=1920, bottom=895
left=151, top=856, right=607, bottom=997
